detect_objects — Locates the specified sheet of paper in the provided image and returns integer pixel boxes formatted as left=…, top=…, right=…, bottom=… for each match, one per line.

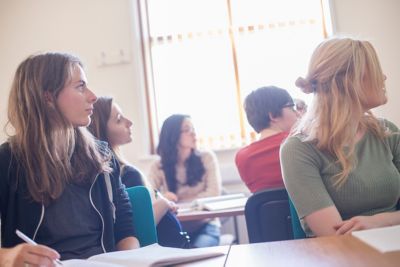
left=62, top=259, right=123, bottom=267
left=202, top=197, right=247, bottom=211
left=352, top=225, right=400, bottom=253
left=88, top=243, right=225, bottom=267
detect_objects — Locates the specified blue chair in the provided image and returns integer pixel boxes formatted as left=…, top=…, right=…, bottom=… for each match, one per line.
left=126, top=186, right=158, bottom=247
left=245, top=188, right=293, bottom=243
left=289, top=198, right=306, bottom=239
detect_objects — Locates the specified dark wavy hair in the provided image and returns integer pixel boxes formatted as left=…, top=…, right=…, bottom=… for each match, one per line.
left=157, top=114, right=205, bottom=193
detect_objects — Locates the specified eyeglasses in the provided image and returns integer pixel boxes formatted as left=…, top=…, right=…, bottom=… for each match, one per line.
left=282, top=103, right=296, bottom=111
left=282, top=103, right=295, bottom=109
left=282, top=102, right=308, bottom=113
left=181, top=127, right=196, bottom=134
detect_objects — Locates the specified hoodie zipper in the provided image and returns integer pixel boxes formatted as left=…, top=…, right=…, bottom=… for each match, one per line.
left=30, top=175, right=106, bottom=252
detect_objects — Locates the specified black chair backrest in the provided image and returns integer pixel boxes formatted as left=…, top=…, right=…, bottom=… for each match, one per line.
left=245, top=187, right=293, bottom=243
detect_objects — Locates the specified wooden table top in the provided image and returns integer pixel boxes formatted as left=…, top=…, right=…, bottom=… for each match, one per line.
left=176, top=235, right=400, bottom=267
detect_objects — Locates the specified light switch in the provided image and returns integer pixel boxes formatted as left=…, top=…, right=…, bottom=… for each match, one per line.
left=98, top=49, right=131, bottom=67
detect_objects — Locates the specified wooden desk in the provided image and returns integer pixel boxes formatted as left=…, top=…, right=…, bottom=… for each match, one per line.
left=176, top=235, right=400, bottom=267
left=177, top=207, right=245, bottom=243
left=177, top=207, right=244, bottom=222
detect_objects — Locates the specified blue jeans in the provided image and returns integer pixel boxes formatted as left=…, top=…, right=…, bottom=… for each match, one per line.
left=189, top=223, right=220, bottom=248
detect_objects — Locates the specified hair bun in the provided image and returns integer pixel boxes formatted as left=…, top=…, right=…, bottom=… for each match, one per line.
left=295, top=77, right=314, bottom=94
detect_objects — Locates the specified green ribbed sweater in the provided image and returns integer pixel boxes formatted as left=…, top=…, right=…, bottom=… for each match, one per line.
left=280, top=119, right=400, bottom=236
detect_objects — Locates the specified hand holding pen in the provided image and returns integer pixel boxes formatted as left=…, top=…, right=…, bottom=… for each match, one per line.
left=8, top=229, right=63, bottom=267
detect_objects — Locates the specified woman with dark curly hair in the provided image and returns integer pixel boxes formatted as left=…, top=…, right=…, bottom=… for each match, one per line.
left=148, top=114, right=222, bottom=247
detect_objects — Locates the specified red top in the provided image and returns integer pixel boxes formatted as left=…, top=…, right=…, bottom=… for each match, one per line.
left=235, top=132, right=288, bottom=193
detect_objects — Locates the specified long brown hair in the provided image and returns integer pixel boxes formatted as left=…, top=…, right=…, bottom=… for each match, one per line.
left=7, top=52, right=110, bottom=205
left=88, top=96, right=150, bottom=187
left=88, top=97, right=129, bottom=169
left=294, top=38, right=387, bottom=186
left=88, top=96, right=113, bottom=145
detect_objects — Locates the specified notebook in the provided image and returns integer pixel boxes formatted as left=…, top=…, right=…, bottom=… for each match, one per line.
left=351, top=225, right=400, bottom=253
left=191, top=194, right=247, bottom=211
left=61, top=243, right=225, bottom=267
left=201, top=197, right=248, bottom=211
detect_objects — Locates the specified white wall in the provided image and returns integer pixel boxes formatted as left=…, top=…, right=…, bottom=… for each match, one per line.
left=0, top=0, right=151, bottom=170
left=331, top=0, right=400, bottom=124
left=0, top=0, right=399, bottom=181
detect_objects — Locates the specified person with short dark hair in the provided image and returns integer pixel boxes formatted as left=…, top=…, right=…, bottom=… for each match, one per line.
left=235, top=86, right=299, bottom=193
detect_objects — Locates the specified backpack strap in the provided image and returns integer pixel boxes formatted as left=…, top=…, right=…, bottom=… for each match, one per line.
left=104, top=172, right=116, bottom=223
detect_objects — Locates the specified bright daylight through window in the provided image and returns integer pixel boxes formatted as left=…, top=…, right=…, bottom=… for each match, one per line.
left=140, top=0, right=331, bottom=151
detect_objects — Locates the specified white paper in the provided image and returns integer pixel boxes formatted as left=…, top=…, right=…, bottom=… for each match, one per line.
left=192, top=194, right=246, bottom=208
left=87, top=243, right=225, bottom=267
left=62, top=259, right=124, bottom=267
left=352, top=225, right=400, bottom=253
left=202, top=197, right=247, bottom=211
left=177, top=194, right=247, bottom=212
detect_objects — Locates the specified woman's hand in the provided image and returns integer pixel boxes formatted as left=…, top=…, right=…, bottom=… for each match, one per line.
left=157, top=192, right=178, bottom=214
left=163, top=191, right=178, bottom=202
left=167, top=200, right=178, bottom=214
left=0, top=243, right=60, bottom=267
left=334, top=215, right=382, bottom=235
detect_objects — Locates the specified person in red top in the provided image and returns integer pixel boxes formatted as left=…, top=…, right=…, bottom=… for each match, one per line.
left=235, top=86, right=299, bottom=193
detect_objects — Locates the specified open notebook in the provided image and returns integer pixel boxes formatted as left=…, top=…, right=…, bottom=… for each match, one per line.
left=61, top=243, right=225, bottom=267
left=180, top=193, right=247, bottom=211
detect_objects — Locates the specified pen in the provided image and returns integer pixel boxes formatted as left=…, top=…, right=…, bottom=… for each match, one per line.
left=16, top=229, right=63, bottom=266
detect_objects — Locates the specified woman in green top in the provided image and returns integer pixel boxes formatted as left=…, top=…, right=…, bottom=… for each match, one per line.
left=280, top=37, right=400, bottom=237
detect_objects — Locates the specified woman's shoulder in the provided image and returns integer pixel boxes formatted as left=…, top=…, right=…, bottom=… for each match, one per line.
left=149, top=155, right=162, bottom=166
left=0, top=142, right=11, bottom=155
left=121, top=164, right=145, bottom=187
left=122, top=164, right=142, bottom=176
left=0, top=142, right=13, bottom=163
left=0, top=142, right=14, bottom=186
left=377, top=119, right=400, bottom=150
left=148, top=156, right=163, bottom=173
left=281, top=134, right=320, bottom=158
left=282, top=133, right=310, bottom=148
left=196, top=149, right=217, bottom=162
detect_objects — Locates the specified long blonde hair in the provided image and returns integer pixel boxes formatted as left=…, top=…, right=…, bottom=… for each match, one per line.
left=7, top=52, right=110, bottom=205
left=294, top=37, right=386, bottom=186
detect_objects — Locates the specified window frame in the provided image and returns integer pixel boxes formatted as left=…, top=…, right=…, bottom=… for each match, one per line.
left=137, top=0, right=333, bottom=154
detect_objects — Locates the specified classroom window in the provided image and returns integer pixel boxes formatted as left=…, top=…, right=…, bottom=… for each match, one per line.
left=139, top=0, right=332, bottom=152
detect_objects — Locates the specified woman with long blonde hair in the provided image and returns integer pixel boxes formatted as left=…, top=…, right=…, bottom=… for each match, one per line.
left=280, top=37, right=400, bottom=237
left=0, top=53, right=138, bottom=266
